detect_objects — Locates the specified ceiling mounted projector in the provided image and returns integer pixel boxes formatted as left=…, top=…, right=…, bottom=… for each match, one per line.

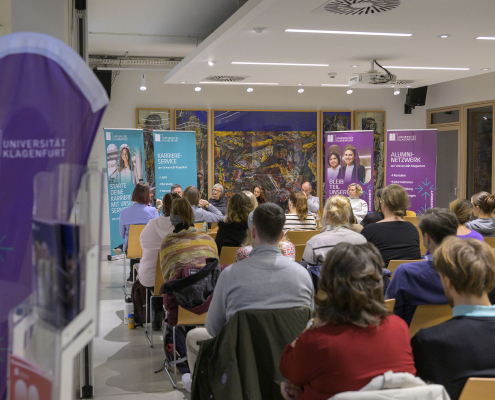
left=348, top=60, right=397, bottom=87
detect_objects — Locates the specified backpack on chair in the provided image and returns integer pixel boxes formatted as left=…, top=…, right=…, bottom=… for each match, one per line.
left=162, top=323, right=190, bottom=374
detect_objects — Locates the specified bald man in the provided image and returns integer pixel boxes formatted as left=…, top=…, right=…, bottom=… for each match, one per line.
left=301, top=182, right=319, bottom=214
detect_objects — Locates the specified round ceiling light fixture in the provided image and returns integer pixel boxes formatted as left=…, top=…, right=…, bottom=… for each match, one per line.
left=195, top=86, right=201, bottom=92
left=481, top=68, right=491, bottom=71
left=247, top=87, right=254, bottom=92
left=253, top=27, right=267, bottom=33
left=438, top=34, right=451, bottom=39
left=347, top=89, right=353, bottom=94
left=208, top=61, right=215, bottom=66
left=394, top=90, right=400, bottom=95
left=298, top=88, right=305, bottom=93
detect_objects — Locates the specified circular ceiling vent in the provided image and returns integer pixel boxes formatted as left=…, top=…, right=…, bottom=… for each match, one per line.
left=323, top=0, right=401, bottom=16
left=203, top=75, right=248, bottom=82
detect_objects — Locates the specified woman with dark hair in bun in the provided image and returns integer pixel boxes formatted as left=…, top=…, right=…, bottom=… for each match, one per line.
left=280, top=242, right=415, bottom=400
left=466, top=191, right=495, bottom=237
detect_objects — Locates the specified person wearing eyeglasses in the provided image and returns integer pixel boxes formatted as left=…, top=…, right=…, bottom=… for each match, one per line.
left=208, top=183, right=227, bottom=215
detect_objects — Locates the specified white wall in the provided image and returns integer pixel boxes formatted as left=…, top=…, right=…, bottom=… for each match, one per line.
left=91, top=70, right=427, bottom=247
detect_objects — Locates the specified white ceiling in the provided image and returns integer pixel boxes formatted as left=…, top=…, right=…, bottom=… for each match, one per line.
left=162, top=0, right=495, bottom=88
left=88, top=0, right=241, bottom=57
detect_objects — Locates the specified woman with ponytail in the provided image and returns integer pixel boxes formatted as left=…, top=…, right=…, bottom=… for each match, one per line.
left=302, top=195, right=366, bottom=266
left=466, top=192, right=495, bottom=237
left=283, top=191, right=317, bottom=231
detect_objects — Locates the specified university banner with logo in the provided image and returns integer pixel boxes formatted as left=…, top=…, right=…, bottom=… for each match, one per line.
left=386, top=129, right=437, bottom=214
left=324, top=130, right=374, bottom=211
left=104, top=129, right=146, bottom=254
left=153, top=131, right=197, bottom=201
left=0, top=33, right=108, bottom=399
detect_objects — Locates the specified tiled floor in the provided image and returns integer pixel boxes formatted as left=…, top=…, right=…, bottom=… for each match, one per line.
left=93, top=256, right=190, bottom=399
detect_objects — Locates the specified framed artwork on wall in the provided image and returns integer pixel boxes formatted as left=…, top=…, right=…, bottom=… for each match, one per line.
left=135, top=108, right=171, bottom=190
left=321, top=111, right=352, bottom=202
left=175, top=109, right=209, bottom=199
left=354, top=111, right=386, bottom=197
left=212, top=110, right=318, bottom=211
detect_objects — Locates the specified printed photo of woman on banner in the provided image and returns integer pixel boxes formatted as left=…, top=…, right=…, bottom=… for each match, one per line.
left=326, top=146, right=342, bottom=181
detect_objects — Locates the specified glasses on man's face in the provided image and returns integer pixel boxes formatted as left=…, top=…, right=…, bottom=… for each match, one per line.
left=212, top=189, right=221, bottom=193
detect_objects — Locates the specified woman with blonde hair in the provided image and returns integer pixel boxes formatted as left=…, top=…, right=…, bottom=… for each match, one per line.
left=303, top=195, right=366, bottom=266
left=160, top=197, right=218, bottom=281
left=283, top=191, right=317, bottom=231
left=449, top=198, right=484, bottom=241
left=215, top=193, right=254, bottom=255
left=280, top=243, right=415, bottom=400
left=243, top=190, right=258, bottom=210
left=347, top=183, right=368, bottom=223
left=466, top=191, right=495, bottom=237
left=361, top=184, right=421, bottom=266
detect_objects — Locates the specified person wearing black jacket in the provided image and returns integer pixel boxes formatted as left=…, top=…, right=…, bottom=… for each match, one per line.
left=215, top=193, right=254, bottom=255
left=208, top=183, right=227, bottom=215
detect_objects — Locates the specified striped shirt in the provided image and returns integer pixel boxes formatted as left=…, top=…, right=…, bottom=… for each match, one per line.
left=283, top=214, right=317, bottom=231
left=302, top=226, right=367, bottom=266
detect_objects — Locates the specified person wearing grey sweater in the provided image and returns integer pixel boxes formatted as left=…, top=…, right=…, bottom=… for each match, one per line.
left=181, top=204, right=314, bottom=393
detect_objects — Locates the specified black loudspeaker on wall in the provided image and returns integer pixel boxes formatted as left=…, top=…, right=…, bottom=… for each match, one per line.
left=404, top=86, right=427, bottom=114
left=93, top=69, right=112, bottom=100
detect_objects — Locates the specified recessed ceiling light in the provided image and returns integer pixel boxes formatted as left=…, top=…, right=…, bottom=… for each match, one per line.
left=394, top=90, right=400, bottom=95
left=285, top=29, right=412, bottom=37
left=346, top=89, right=353, bottom=94
left=232, top=61, right=329, bottom=67
left=407, top=85, right=412, bottom=88
left=207, top=61, right=215, bottom=66
left=247, top=87, right=254, bottom=92
left=351, top=65, right=359, bottom=68
left=180, top=81, right=186, bottom=84
left=438, top=34, right=451, bottom=38
left=253, top=27, right=267, bottom=33
left=195, top=86, right=201, bottom=92
left=297, top=83, right=303, bottom=86
left=481, top=68, right=491, bottom=71
left=383, top=65, right=470, bottom=71
left=476, top=37, right=495, bottom=40
left=198, top=81, right=279, bottom=85
left=298, top=88, right=304, bottom=93
left=321, top=84, right=349, bottom=87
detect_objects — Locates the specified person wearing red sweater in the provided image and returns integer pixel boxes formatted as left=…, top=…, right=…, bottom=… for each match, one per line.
left=279, top=242, right=416, bottom=400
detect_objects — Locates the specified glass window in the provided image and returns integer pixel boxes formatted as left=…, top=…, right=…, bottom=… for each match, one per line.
left=430, top=110, right=460, bottom=125
left=466, top=106, right=493, bottom=198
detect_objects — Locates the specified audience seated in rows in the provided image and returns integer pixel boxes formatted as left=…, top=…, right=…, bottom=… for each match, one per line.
left=139, top=192, right=179, bottom=289
left=303, top=195, right=366, bottom=266
left=283, top=191, right=317, bottom=231
left=280, top=243, right=416, bottom=400
left=449, top=198, right=484, bottom=241
left=347, top=183, right=367, bottom=223
left=412, top=237, right=495, bottom=400
left=361, top=184, right=421, bottom=266
left=182, top=204, right=314, bottom=392
left=361, top=188, right=384, bottom=227
left=301, top=181, right=320, bottom=214
left=214, top=193, right=254, bottom=255
left=118, top=183, right=159, bottom=281
left=466, top=191, right=495, bottom=237
left=183, top=185, right=225, bottom=223
left=385, top=208, right=458, bottom=325
left=208, top=183, right=227, bottom=215
left=160, top=198, right=218, bottom=281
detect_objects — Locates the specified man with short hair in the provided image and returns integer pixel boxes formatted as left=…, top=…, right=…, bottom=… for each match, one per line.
left=301, top=181, right=319, bottom=214
left=170, top=184, right=182, bottom=197
left=385, top=207, right=458, bottom=325
left=412, top=237, right=495, bottom=400
left=181, top=204, right=314, bottom=391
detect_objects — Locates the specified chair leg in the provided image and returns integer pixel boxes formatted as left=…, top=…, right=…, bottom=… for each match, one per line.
left=173, top=326, right=177, bottom=386
left=150, top=294, right=153, bottom=347
left=123, top=254, right=127, bottom=289
left=145, top=289, right=152, bottom=347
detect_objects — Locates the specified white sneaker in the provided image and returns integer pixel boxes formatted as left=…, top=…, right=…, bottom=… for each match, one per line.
left=113, top=247, right=122, bottom=256
left=181, top=373, right=192, bottom=393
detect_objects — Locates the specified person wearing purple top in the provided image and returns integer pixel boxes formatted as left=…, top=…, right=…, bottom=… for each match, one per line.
left=449, top=198, right=484, bottom=242
left=385, top=208, right=458, bottom=325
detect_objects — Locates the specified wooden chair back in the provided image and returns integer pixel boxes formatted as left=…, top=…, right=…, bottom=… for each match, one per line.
left=459, top=378, right=495, bottom=400
left=414, top=225, right=427, bottom=256
left=384, top=298, right=396, bottom=313
left=294, top=244, right=305, bottom=262
left=388, top=259, right=425, bottom=276
left=483, top=236, right=495, bottom=248
left=153, top=253, right=165, bottom=296
left=404, top=216, right=418, bottom=225
left=219, top=246, right=240, bottom=265
left=177, top=306, right=207, bottom=326
left=286, top=230, right=320, bottom=245
left=126, top=224, right=146, bottom=259
left=208, top=232, right=217, bottom=240
left=209, top=222, right=219, bottom=233
left=194, top=222, right=205, bottom=230
left=409, top=304, right=452, bottom=338
left=405, top=210, right=417, bottom=217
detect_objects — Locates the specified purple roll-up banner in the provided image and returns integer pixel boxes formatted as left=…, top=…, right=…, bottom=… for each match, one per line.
left=385, top=129, right=437, bottom=214
left=0, top=33, right=108, bottom=398
left=324, top=131, right=374, bottom=211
